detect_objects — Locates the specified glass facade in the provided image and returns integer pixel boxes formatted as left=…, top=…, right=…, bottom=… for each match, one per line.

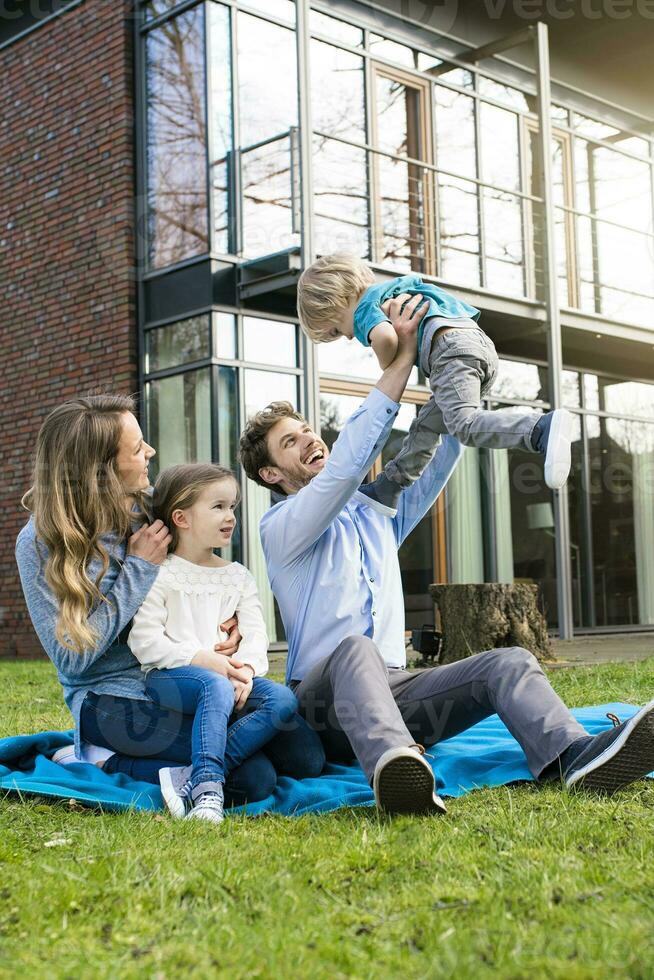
left=142, top=1, right=654, bottom=323
left=138, top=0, right=654, bottom=637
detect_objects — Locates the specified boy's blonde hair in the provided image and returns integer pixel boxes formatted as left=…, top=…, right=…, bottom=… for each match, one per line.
left=297, top=252, right=376, bottom=343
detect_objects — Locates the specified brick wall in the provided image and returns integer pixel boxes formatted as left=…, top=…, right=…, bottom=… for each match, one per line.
left=0, top=0, right=138, bottom=658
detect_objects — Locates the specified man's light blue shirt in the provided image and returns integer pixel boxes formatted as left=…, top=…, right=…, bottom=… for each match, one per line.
left=353, top=274, right=480, bottom=356
left=259, top=387, right=464, bottom=683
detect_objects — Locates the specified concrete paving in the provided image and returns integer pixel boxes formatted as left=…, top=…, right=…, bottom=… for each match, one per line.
left=268, top=632, right=654, bottom=675
left=549, top=632, right=654, bottom=667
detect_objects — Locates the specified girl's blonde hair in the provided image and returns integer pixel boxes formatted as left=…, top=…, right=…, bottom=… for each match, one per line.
left=153, top=463, right=240, bottom=552
left=22, top=394, right=149, bottom=654
left=297, top=252, right=376, bottom=343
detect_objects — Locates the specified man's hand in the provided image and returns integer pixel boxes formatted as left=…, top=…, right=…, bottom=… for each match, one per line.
left=375, top=293, right=425, bottom=403
left=214, top=615, right=242, bottom=656
left=385, top=292, right=425, bottom=359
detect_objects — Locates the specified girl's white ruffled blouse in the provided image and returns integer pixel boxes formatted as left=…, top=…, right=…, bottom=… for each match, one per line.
left=127, top=554, right=269, bottom=676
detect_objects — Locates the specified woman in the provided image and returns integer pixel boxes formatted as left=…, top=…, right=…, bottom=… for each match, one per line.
left=15, top=394, right=323, bottom=808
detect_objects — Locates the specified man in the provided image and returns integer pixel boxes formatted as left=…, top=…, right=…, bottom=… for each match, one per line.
left=239, top=292, right=654, bottom=815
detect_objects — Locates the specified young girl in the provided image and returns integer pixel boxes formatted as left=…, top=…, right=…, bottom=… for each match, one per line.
left=127, top=462, right=324, bottom=824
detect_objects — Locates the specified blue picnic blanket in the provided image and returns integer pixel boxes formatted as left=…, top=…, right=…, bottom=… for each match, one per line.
left=0, top=704, right=649, bottom=816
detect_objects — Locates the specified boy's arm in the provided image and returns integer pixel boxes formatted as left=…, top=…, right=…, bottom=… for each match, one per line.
left=369, top=320, right=399, bottom=370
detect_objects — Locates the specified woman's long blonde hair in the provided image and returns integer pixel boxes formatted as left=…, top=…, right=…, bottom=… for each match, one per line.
left=22, top=394, right=148, bottom=654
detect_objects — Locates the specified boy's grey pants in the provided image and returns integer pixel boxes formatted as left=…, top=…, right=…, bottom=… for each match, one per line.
left=290, top=636, right=587, bottom=784
left=386, top=321, right=542, bottom=487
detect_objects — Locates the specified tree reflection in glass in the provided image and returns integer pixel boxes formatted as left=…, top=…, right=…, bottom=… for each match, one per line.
left=313, top=136, right=370, bottom=257
left=146, top=5, right=208, bottom=268
left=373, top=74, right=428, bottom=271
left=434, top=86, right=479, bottom=285
left=238, top=12, right=298, bottom=257
left=208, top=2, right=232, bottom=255
left=311, top=40, right=365, bottom=143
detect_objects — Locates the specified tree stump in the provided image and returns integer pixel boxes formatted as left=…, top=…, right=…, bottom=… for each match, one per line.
left=428, top=583, right=553, bottom=664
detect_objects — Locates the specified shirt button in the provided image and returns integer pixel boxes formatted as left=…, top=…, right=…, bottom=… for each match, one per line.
left=369, top=577, right=374, bottom=583
left=372, top=610, right=376, bottom=617
left=386, top=408, right=392, bottom=414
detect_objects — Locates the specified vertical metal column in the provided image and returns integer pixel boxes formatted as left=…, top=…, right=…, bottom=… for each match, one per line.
left=534, top=22, right=574, bottom=640
left=295, top=0, right=320, bottom=429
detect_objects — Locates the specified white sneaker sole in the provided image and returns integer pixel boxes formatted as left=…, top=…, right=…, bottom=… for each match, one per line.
left=159, top=768, right=188, bottom=819
left=373, top=747, right=447, bottom=816
left=544, top=409, right=574, bottom=491
left=566, top=698, right=654, bottom=792
left=51, top=745, right=78, bottom=766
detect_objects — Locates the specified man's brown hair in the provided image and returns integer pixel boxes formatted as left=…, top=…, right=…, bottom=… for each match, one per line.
left=239, top=401, right=305, bottom=491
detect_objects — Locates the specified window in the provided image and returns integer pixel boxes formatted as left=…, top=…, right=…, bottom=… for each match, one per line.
left=145, top=368, right=212, bottom=477
left=480, top=103, right=524, bottom=296
left=146, top=5, right=208, bottom=268
left=313, top=136, right=370, bottom=257
left=208, top=3, right=232, bottom=255
left=573, top=133, right=654, bottom=324
left=311, top=40, right=365, bottom=143
left=526, top=126, right=576, bottom=306
left=238, top=12, right=298, bottom=258
left=145, top=315, right=210, bottom=373
left=310, top=10, right=362, bottom=47
left=310, top=42, right=369, bottom=255
left=370, top=65, right=434, bottom=273
left=242, top=317, right=298, bottom=367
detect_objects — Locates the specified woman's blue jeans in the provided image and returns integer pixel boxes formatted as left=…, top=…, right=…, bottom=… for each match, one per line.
left=80, top=668, right=325, bottom=807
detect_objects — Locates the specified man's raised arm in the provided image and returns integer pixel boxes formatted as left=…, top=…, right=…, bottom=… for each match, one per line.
left=261, top=293, right=426, bottom=566
left=393, top=434, right=464, bottom=546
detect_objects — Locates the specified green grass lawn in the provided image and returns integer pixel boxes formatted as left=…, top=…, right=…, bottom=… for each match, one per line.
left=1, top=659, right=653, bottom=979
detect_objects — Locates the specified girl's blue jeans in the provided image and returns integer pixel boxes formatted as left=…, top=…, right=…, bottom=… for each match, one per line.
left=80, top=668, right=325, bottom=806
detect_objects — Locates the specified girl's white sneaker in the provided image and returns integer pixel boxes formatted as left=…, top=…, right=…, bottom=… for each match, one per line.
left=186, top=790, right=225, bottom=824
left=159, top=765, right=192, bottom=818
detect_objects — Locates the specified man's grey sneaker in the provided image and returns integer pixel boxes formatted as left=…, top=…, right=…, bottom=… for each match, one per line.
left=565, top=698, right=654, bottom=793
left=531, top=408, right=574, bottom=491
left=186, top=789, right=225, bottom=824
left=159, top=765, right=192, bottom=819
left=373, top=745, right=447, bottom=816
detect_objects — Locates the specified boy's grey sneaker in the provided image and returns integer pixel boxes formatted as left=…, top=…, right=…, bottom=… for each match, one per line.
left=186, top=789, right=225, bottom=824
left=565, top=699, right=654, bottom=793
left=531, top=408, right=574, bottom=491
left=373, top=745, right=447, bottom=816
left=159, top=765, right=192, bottom=818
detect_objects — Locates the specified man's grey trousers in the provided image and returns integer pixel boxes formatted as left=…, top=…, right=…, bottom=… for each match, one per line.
left=290, top=636, right=587, bottom=783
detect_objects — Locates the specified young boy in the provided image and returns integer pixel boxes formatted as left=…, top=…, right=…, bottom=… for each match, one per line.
left=297, top=252, right=573, bottom=508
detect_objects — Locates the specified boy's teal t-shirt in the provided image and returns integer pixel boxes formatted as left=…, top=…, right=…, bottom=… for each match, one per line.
left=353, top=275, right=480, bottom=352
